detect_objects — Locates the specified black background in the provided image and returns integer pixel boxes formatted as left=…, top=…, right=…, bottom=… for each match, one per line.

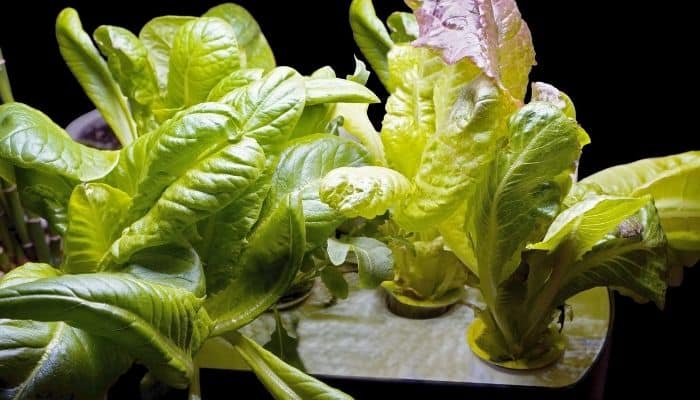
left=1, top=1, right=698, bottom=399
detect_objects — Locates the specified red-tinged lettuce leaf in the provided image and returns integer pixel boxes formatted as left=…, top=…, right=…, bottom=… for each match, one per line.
left=412, top=0, right=535, bottom=100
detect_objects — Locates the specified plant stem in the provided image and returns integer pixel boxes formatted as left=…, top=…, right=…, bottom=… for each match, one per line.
left=48, top=226, right=62, bottom=265
left=1, top=180, right=33, bottom=260
left=1, top=49, right=39, bottom=264
left=0, top=48, right=15, bottom=103
left=27, top=212, right=50, bottom=263
left=188, top=367, right=201, bottom=400
left=0, top=245, right=11, bottom=272
left=0, top=207, right=16, bottom=262
left=0, top=189, right=9, bottom=215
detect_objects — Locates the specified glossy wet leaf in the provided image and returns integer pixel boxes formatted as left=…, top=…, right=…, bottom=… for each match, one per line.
left=0, top=103, right=119, bottom=182
left=0, top=269, right=211, bottom=388
left=221, top=67, right=305, bottom=156
left=167, top=18, right=242, bottom=108
left=204, top=3, right=276, bottom=71
left=112, top=137, right=265, bottom=262
left=0, top=264, right=132, bottom=400
left=139, top=16, right=195, bottom=90
left=207, top=68, right=265, bottom=101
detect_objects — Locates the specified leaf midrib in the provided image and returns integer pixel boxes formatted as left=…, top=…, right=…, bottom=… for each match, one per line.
left=12, top=322, right=65, bottom=399
left=483, top=118, right=560, bottom=283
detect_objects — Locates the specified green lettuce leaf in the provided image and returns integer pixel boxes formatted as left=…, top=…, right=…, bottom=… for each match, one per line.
left=320, top=265, right=349, bottom=299
left=320, top=166, right=412, bottom=220
left=14, top=168, right=73, bottom=235
left=206, top=192, right=305, bottom=335
left=263, top=310, right=305, bottom=371
left=304, top=78, right=379, bottom=106
left=570, top=151, right=700, bottom=260
left=166, top=18, right=242, bottom=108
left=387, top=12, right=418, bottom=43
left=0, top=103, right=119, bottom=182
left=116, top=103, right=241, bottom=213
left=381, top=44, right=442, bottom=178
left=327, top=236, right=393, bottom=288
left=0, top=264, right=131, bottom=400
left=207, top=68, right=265, bottom=101
left=394, top=74, right=510, bottom=231
left=349, top=0, right=394, bottom=89
left=204, top=3, right=276, bottom=71
left=0, top=269, right=211, bottom=388
left=56, top=8, right=137, bottom=144
left=62, top=183, right=132, bottom=273
left=139, top=16, right=196, bottom=90
left=225, top=332, right=353, bottom=400
left=387, top=236, right=466, bottom=300
left=195, top=181, right=269, bottom=294
left=112, top=137, right=265, bottom=262
left=0, top=319, right=131, bottom=400
left=124, top=243, right=205, bottom=297
left=221, top=67, right=305, bottom=156
left=93, top=25, right=160, bottom=133
left=270, top=134, right=372, bottom=250
left=528, top=196, right=668, bottom=310
left=469, top=102, right=584, bottom=307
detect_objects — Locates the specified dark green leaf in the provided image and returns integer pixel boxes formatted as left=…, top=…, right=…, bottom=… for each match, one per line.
left=226, top=332, right=352, bottom=400
left=125, top=243, right=205, bottom=297
left=0, top=264, right=132, bottom=400
left=320, top=266, right=349, bottom=299
left=0, top=270, right=211, bottom=388
left=207, top=192, right=305, bottom=335
left=263, top=310, right=305, bottom=371
left=196, top=178, right=269, bottom=294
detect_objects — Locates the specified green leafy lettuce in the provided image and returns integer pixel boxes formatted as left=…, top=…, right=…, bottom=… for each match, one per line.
left=324, top=0, right=699, bottom=367
left=0, top=4, right=386, bottom=398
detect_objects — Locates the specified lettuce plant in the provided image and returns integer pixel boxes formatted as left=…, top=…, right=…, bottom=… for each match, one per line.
left=0, top=3, right=384, bottom=398
left=55, top=4, right=387, bottom=301
left=321, top=0, right=700, bottom=367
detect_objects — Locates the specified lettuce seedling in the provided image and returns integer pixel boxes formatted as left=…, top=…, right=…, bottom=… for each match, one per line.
left=0, top=3, right=383, bottom=398
left=321, top=0, right=700, bottom=367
